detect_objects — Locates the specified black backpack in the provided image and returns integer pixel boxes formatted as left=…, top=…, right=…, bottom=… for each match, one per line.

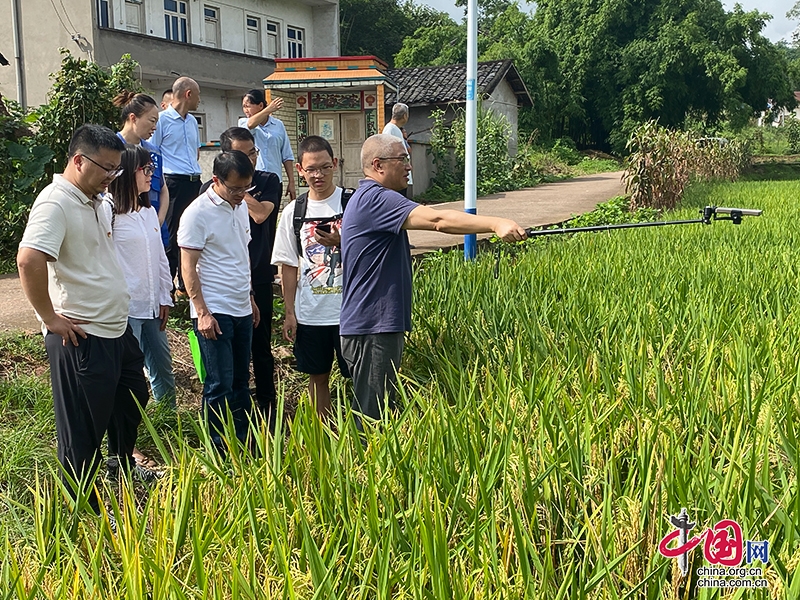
left=292, top=187, right=355, bottom=254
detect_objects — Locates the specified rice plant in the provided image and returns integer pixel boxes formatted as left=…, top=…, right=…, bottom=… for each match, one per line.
left=1, top=179, right=798, bottom=598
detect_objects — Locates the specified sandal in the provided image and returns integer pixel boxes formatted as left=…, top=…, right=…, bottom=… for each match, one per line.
left=132, top=448, right=159, bottom=470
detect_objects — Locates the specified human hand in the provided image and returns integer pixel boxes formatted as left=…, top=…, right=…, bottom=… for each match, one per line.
left=265, top=97, right=283, bottom=113
left=285, top=180, right=296, bottom=201
left=314, top=225, right=340, bottom=247
left=197, top=312, right=222, bottom=340
left=282, top=312, right=297, bottom=342
left=251, top=296, right=261, bottom=328
left=159, top=305, right=170, bottom=331
left=44, top=313, right=89, bottom=347
left=494, top=219, right=527, bottom=243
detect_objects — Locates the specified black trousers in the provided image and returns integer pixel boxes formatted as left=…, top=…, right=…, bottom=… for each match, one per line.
left=45, top=326, right=149, bottom=510
left=252, top=281, right=276, bottom=430
left=165, top=176, right=202, bottom=291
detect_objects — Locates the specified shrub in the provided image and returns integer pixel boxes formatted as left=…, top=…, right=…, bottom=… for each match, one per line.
left=787, top=119, right=800, bottom=154
left=0, top=95, right=52, bottom=273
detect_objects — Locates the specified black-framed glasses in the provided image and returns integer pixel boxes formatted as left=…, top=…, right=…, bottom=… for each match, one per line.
left=300, top=164, right=335, bottom=177
left=137, top=163, right=155, bottom=176
left=220, top=180, right=255, bottom=196
left=377, top=155, right=411, bottom=165
left=80, top=154, right=124, bottom=179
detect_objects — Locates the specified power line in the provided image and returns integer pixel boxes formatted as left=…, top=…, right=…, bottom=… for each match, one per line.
left=57, top=0, right=78, bottom=33
left=48, top=0, right=74, bottom=35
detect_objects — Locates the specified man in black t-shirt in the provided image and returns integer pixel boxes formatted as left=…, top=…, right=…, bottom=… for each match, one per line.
left=200, top=127, right=281, bottom=428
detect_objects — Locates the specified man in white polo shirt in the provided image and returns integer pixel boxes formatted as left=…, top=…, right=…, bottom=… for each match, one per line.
left=178, top=150, right=258, bottom=450
left=17, top=124, right=151, bottom=512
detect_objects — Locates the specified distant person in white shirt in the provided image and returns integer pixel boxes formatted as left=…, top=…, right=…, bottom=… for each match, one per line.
left=272, top=136, right=351, bottom=419
left=382, top=102, right=413, bottom=197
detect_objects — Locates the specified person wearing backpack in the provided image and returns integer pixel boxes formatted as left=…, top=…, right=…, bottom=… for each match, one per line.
left=272, top=136, right=352, bottom=420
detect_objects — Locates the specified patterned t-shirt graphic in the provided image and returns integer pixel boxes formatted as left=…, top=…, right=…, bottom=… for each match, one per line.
left=302, top=218, right=343, bottom=294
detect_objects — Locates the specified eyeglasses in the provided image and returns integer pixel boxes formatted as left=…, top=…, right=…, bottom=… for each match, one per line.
left=377, top=155, right=411, bottom=165
left=220, top=180, right=255, bottom=196
left=300, top=165, right=335, bottom=177
left=137, top=164, right=155, bottom=176
left=80, top=154, right=124, bottom=179
left=247, top=147, right=260, bottom=159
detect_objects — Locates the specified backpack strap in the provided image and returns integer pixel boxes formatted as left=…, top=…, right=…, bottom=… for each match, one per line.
left=292, top=192, right=309, bottom=255
left=341, top=187, right=355, bottom=212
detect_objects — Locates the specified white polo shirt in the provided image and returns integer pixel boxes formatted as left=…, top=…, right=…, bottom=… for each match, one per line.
left=19, top=175, right=130, bottom=338
left=177, top=186, right=252, bottom=319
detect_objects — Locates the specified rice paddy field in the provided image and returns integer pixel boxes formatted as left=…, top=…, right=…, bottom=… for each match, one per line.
left=2, top=175, right=800, bottom=598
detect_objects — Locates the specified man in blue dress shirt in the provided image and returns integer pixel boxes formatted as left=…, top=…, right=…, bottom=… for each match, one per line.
left=150, top=76, right=202, bottom=294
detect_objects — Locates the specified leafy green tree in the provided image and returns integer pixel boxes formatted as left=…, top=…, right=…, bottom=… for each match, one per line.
left=340, top=0, right=442, bottom=66
left=34, top=50, right=141, bottom=176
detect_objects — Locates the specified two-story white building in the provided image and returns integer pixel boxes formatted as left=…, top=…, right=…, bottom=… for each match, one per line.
left=1, top=0, right=339, bottom=142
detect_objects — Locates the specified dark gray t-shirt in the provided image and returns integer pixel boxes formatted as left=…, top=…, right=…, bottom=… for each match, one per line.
left=340, top=179, right=418, bottom=335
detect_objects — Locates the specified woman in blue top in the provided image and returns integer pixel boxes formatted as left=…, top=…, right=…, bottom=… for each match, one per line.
left=239, top=88, right=297, bottom=200
left=113, top=91, right=170, bottom=248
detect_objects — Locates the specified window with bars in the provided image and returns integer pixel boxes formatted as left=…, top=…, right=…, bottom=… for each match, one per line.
left=287, top=26, right=304, bottom=58
left=204, top=6, right=220, bottom=47
left=246, top=16, right=262, bottom=56
left=164, top=0, right=188, bottom=43
left=266, top=21, right=279, bottom=58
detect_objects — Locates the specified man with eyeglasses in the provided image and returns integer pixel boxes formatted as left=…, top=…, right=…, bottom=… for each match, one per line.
left=199, top=127, right=281, bottom=429
left=272, top=135, right=352, bottom=421
left=339, top=134, right=527, bottom=423
left=179, top=150, right=260, bottom=451
left=17, top=124, right=150, bottom=514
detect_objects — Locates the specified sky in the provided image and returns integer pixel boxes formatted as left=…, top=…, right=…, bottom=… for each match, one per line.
left=419, top=0, right=798, bottom=44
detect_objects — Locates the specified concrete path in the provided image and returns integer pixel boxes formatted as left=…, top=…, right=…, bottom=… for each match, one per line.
left=0, top=171, right=625, bottom=333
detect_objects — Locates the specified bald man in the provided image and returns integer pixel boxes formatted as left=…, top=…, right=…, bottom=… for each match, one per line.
left=150, top=76, right=202, bottom=293
left=339, top=134, right=526, bottom=422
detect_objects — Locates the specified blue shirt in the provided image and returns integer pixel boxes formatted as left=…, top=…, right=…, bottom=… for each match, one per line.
left=150, top=105, right=201, bottom=175
left=340, top=179, right=418, bottom=335
left=238, top=116, right=294, bottom=180
left=116, top=132, right=170, bottom=247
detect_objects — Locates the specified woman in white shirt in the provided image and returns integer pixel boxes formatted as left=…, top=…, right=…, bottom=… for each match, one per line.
left=108, top=145, right=176, bottom=407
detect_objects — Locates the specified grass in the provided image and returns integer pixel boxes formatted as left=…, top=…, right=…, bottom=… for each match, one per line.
left=0, top=172, right=798, bottom=597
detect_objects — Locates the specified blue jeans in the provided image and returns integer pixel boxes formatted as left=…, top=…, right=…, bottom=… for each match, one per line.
left=193, top=313, right=253, bottom=448
left=129, top=317, right=176, bottom=408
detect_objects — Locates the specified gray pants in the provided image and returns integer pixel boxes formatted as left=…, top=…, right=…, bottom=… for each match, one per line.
left=340, top=333, right=404, bottom=421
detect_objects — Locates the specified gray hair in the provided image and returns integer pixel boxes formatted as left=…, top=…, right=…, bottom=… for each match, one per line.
left=391, top=103, right=409, bottom=121
left=361, top=134, right=405, bottom=172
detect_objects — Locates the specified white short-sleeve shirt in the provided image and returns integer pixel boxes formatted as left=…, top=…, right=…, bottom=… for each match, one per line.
left=272, top=188, right=344, bottom=326
left=177, top=187, right=252, bottom=318
left=19, top=175, right=130, bottom=338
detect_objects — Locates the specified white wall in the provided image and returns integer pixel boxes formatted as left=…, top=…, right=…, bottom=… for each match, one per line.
left=485, top=79, right=519, bottom=155
left=124, top=0, right=323, bottom=59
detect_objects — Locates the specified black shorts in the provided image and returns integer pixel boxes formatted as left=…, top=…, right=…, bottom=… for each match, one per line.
left=294, top=323, right=351, bottom=377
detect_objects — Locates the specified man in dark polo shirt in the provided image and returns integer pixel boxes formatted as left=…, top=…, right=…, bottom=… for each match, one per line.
left=200, top=127, right=281, bottom=428
left=340, top=134, right=526, bottom=421
left=150, top=76, right=202, bottom=293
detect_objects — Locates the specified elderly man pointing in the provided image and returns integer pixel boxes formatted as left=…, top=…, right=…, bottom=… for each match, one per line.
left=339, top=133, right=526, bottom=421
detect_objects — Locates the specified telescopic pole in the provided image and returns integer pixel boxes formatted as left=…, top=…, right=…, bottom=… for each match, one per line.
left=464, top=0, right=478, bottom=260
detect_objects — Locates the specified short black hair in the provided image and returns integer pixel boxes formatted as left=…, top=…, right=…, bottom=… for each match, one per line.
left=243, top=88, right=266, bottom=107
left=297, top=135, right=334, bottom=165
left=68, top=124, right=125, bottom=158
left=213, top=150, right=254, bottom=181
left=219, top=127, right=255, bottom=152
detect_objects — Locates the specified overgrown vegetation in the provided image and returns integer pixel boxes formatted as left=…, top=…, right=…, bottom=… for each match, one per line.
left=1, top=175, right=797, bottom=596
left=0, top=51, right=140, bottom=273
left=624, top=120, right=751, bottom=210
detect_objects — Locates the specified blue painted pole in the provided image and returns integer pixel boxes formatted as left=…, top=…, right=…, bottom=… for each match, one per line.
left=464, top=0, right=478, bottom=260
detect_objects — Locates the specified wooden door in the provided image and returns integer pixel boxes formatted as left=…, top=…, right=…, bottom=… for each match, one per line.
left=311, top=112, right=341, bottom=187
left=340, top=113, right=365, bottom=189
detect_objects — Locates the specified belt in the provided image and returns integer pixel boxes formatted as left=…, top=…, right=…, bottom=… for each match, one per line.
left=166, top=174, right=201, bottom=182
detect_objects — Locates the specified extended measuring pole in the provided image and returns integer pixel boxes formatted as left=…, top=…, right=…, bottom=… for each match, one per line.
left=522, top=206, right=763, bottom=238
left=464, top=0, right=478, bottom=260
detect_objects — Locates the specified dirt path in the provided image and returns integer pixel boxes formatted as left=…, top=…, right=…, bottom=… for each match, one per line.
left=0, top=171, right=625, bottom=333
